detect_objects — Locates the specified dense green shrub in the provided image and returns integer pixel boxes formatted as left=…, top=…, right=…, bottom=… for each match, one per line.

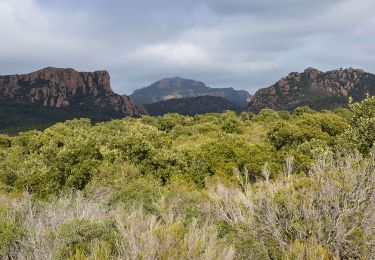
left=220, top=111, right=243, bottom=134
left=184, top=136, right=280, bottom=185
left=293, top=106, right=316, bottom=116
left=0, top=206, right=23, bottom=257
left=55, top=218, right=118, bottom=259
left=347, top=96, right=375, bottom=153
left=239, top=112, right=254, bottom=122
left=0, top=134, right=11, bottom=148
left=105, top=178, right=162, bottom=214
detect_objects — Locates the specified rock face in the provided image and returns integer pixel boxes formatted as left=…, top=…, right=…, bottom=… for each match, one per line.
left=0, top=67, right=146, bottom=131
left=144, top=96, right=241, bottom=116
left=248, top=68, right=375, bottom=112
left=130, top=77, right=251, bottom=107
left=0, top=67, right=145, bottom=116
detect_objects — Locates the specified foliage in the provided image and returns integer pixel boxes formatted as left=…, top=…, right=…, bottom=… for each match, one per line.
left=347, top=95, right=375, bottom=153
left=0, top=98, right=374, bottom=258
left=208, top=152, right=375, bottom=259
left=55, top=218, right=118, bottom=259
left=0, top=204, right=23, bottom=257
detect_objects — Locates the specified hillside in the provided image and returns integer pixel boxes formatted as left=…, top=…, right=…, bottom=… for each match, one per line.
left=130, top=77, right=251, bottom=107
left=0, top=67, right=146, bottom=131
left=248, top=67, right=375, bottom=112
left=144, top=95, right=241, bottom=116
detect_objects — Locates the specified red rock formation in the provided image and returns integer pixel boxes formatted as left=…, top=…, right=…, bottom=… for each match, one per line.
left=248, top=68, right=375, bottom=112
left=0, top=67, right=146, bottom=117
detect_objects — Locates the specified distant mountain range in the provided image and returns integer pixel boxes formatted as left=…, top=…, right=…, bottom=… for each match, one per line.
left=1, top=67, right=374, bottom=132
left=248, top=67, right=375, bottom=112
left=0, top=67, right=145, bottom=132
left=130, top=77, right=251, bottom=107
left=144, top=96, right=241, bottom=116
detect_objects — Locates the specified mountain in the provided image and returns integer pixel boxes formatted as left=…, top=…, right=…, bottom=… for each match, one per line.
left=144, top=96, right=241, bottom=116
left=130, top=77, right=251, bottom=107
left=0, top=67, right=146, bottom=132
left=248, top=68, right=375, bottom=112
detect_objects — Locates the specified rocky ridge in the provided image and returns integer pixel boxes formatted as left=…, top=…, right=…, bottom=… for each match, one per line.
left=0, top=67, right=146, bottom=132
left=248, top=68, right=375, bottom=112
left=0, top=67, right=146, bottom=116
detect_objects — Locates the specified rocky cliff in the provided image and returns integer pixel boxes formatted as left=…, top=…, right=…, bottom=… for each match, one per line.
left=248, top=68, right=375, bottom=112
left=130, top=77, right=251, bottom=107
left=0, top=67, right=146, bottom=131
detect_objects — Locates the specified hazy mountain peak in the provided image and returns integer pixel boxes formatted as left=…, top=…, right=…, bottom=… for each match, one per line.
left=130, top=77, right=251, bottom=107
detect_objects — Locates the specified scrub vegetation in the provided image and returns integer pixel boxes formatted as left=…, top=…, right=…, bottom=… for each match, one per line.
left=0, top=96, right=374, bottom=259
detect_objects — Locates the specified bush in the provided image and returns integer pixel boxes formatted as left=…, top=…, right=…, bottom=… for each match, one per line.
left=0, top=134, right=11, bottom=148
left=185, top=136, right=280, bottom=185
left=268, top=118, right=329, bottom=150
left=55, top=218, right=118, bottom=259
left=208, top=152, right=375, bottom=259
left=105, top=178, right=162, bottom=214
left=221, top=111, right=243, bottom=134
left=93, top=120, right=180, bottom=183
left=0, top=206, right=23, bottom=257
left=347, top=96, right=375, bottom=153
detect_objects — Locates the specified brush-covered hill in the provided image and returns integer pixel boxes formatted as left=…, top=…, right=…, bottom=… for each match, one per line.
left=144, top=95, right=241, bottom=116
left=248, top=67, right=375, bottom=112
left=0, top=67, right=146, bottom=132
left=130, top=77, right=251, bottom=107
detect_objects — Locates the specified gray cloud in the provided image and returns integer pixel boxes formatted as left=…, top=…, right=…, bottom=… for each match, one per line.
left=0, top=0, right=374, bottom=94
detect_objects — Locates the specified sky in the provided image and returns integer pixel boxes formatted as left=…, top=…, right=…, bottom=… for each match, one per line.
left=0, top=0, right=374, bottom=94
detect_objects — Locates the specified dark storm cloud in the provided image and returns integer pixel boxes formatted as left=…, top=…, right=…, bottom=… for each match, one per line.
left=0, top=0, right=374, bottom=94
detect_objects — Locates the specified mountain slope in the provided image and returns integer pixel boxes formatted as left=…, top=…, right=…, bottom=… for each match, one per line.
left=0, top=67, right=146, bottom=131
left=130, top=77, right=251, bottom=107
left=248, top=68, right=375, bottom=112
left=144, top=96, right=241, bottom=116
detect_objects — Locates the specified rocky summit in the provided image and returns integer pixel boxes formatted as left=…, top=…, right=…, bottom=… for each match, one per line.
left=248, top=68, right=375, bottom=112
left=130, top=77, right=251, bottom=107
left=0, top=67, right=146, bottom=131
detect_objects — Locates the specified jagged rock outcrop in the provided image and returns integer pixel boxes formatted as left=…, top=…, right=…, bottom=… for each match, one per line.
left=0, top=67, right=145, bottom=116
left=0, top=67, right=146, bottom=131
left=130, top=77, right=251, bottom=107
left=248, top=68, right=375, bottom=112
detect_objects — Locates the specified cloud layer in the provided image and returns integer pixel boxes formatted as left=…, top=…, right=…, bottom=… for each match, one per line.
left=0, top=0, right=374, bottom=94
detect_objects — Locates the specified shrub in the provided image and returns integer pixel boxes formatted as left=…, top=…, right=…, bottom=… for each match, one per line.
left=293, top=106, right=316, bottom=116
left=0, top=134, right=11, bottom=148
left=0, top=205, right=23, bottom=257
left=221, top=111, right=243, bottom=134
left=208, top=152, right=375, bottom=259
left=54, top=218, right=118, bottom=259
left=105, top=178, right=162, bottom=214
left=114, top=208, right=235, bottom=259
left=347, top=96, right=375, bottom=153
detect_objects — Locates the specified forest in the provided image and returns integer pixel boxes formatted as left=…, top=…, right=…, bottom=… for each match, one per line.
left=0, top=96, right=374, bottom=259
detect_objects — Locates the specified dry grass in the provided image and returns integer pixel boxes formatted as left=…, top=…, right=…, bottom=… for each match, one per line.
left=2, top=191, right=234, bottom=259
left=208, top=151, right=375, bottom=259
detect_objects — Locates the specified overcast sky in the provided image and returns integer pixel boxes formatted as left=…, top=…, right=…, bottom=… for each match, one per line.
left=0, top=0, right=374, bottom=94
